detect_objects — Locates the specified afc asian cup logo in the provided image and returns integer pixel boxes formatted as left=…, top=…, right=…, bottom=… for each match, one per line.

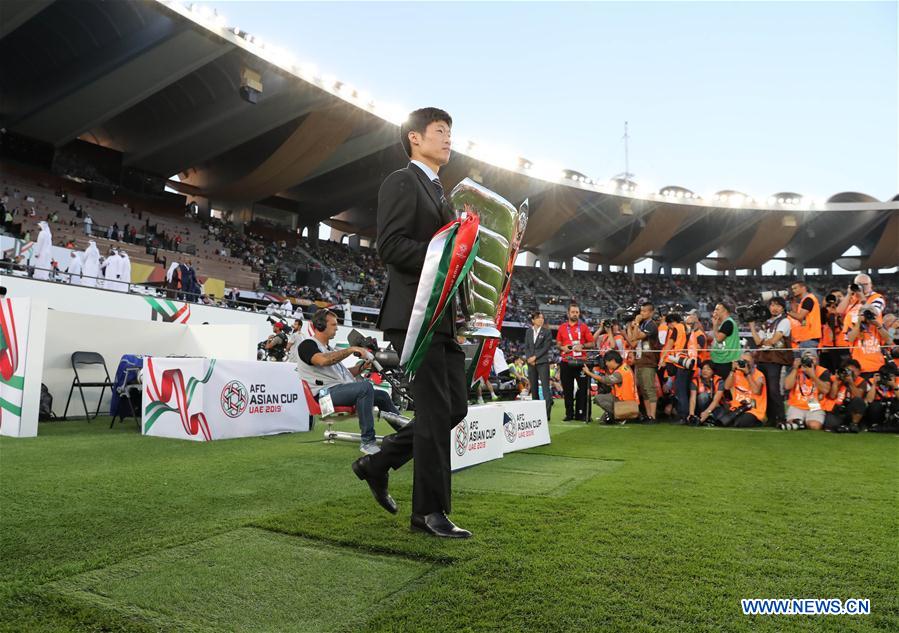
left=503, top=412, right=517, bottom=443
left=454, top=420, right=469, bottom=456
left=220, top=380, right=249, bottom=418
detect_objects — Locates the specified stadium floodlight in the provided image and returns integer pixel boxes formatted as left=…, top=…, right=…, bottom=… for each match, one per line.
left=777, top=197, right=786, bottom=204
left=232, top=26, right=240, bottom=35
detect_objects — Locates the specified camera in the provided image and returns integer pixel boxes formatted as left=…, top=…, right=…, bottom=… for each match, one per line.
left=877, top=363, right=896, bottom=384
left=736, top=301, right=769, bottom=323
left=266, top=315, right=288, bottom=328
left=825, top=293, right=838, bottom=305
left=736, top=359, right=748, bottom=369
left=801, top=355, right=815, bottom=368
left=600, top=318, right=618, bottom=331
left=615, top=305, right=640, bottom=323
left=347, top=329, right=400, bottom=370
left=838, top=367, right=853, bottom=381
left=760, top=290, right=790, bottom=302
left=859, top=308, right=877, bottom=322
left=849, top=282, right=861, bottom=292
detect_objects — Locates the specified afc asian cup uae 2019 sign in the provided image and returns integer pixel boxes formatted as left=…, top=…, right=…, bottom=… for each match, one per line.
left=142, top=357, right=309, bottom=441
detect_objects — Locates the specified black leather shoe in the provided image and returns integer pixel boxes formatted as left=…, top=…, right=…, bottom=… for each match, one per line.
left=351, top=455, right=397, bottom=514
left=562, top=416, right=574, bottom=422
left=410, top=512, right=472, bottom=538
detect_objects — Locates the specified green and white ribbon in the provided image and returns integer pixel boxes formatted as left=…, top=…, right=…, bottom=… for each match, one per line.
left=401, top=214, right=480, bottom=377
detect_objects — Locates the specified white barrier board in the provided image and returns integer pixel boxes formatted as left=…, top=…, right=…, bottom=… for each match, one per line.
left=492, top=399, right=551, bottom=453
left=142, top=357, right=309, bottom=441
left=450, top=404, right=504, bottom=471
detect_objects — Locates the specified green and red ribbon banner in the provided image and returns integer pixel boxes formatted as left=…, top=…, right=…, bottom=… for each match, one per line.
left=401, top=214, right=480, bottom=377
left=144, top=357, right=216, bottom=439
left=144, top=296, right=191, bottom=324
left=0, top=298, right=23, bottom=422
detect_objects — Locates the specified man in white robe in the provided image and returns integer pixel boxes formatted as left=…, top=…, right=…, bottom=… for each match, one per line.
left=104, top=249, right=121, bottom=290
left=119, top=251, right=132, bottom=292
left=66, top=251, right=83, bottom=285
left=82, top=241, right=101, bottom=287
left=32, top=221, right=52, bottom=280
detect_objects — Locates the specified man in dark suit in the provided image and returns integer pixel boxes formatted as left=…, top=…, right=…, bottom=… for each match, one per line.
left=350, top=107, right=471, bottom=539
left=524, top=311, right=554, bottom=419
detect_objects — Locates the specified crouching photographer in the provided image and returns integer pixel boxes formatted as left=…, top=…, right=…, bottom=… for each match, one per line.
left=780, top=351, right=831, bottom=431
left=582, top=351, right=639, bottom=424
left=709, top=353, right=767, bottom=428
left=297, top=309, right=408, bottom=454
left=686, top=360, right=725, bottom=426
left=822, top=359, right=866, bottom=433
left=862, top=363, right=899, bottom=432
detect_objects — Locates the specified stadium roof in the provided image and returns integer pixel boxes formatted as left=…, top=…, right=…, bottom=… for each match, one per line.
left=1, top=0, right=896, bottom=269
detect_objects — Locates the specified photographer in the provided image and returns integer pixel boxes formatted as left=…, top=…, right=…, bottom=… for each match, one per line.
left=822, top=359, right=866, bottom=432
left=685, top=310, right=709, bottom=369
left=820, top=290, right=847, bottom=372
left=625, top=302, right=660, bottom=422
left=658, top=311, right=691, bottom=421
left=846, top=307, right=891, bottom=377
left=862, top=364, right=898, bottom=431
left=556, top=303, right=595, bottom=421
left=750, top=296, right=792, bottom=426
left=787, top=280, right=821, bottom=352
left=710, top=302, right=741, bottom=380
left=716, top=353, right=766, bottom=428
left=263, top=321, right=289, bottom=362
left=582, top=350, right=639, bottom=424
left=688, top=361, right=725, bottom=426
left=780, top=351, right=831, bottom=431
left=297, top=309, right=404, bottom=454
left=837, top=274, right=885, bottom=333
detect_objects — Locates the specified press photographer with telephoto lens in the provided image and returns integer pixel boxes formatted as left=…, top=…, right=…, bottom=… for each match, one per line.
left=625, top=302, right=660, bottom=422
left=687, top=360, right=725, bottom=426
left=863, top=363, right=899, bottom=431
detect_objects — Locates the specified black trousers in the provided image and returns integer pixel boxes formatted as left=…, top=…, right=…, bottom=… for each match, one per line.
left=560, top=362, right=588, bottom=419
left=528, top=362, right=552, bottom=419
left=369, top=331, right=467, bottom=516
left=757, top=362, right=787, bottom=424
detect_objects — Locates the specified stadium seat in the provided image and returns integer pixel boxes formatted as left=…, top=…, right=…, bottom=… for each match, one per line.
left=63, top=351, right=115, bottom=421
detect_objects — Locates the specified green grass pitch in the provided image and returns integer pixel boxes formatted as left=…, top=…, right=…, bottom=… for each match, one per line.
left=1, top=410, right=896, bottom=632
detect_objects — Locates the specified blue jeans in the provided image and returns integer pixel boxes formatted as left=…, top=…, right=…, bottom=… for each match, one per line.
left=327, top=381, right=399, bottom=443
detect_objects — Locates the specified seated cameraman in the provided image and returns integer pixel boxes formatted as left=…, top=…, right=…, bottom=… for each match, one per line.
left=749, top=296, right=792, bottom=427
left=822, top=359, right=866, bottom=432
left=688, top=361, right=725, bottom=426
left=780, top=351, right=831, bottom=431
left=582, top=350, right=639, bottom=424
left=713, top=353, right=766, bottom=428
left=862, top=363, right=898, bottom=431
left=846, top=307, right=891, bottom=378
left=297, top=309, right=404, bottom=455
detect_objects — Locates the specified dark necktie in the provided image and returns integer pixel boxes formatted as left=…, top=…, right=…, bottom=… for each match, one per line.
left=431, top=177, right=446, bottom=206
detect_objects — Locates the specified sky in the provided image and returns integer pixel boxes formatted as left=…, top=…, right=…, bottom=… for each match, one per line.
left=197, top=0, right=897, bottom=202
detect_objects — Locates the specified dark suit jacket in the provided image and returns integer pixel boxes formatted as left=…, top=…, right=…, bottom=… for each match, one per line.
left=524, top=326, right=553, bottom=365
left=376, top=163, right=455, bottom=335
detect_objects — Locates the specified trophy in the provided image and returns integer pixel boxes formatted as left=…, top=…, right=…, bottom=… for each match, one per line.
left=449, top=178, right=528, bottom=338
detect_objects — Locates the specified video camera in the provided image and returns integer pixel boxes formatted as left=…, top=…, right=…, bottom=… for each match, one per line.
left=346, top=329, right=400, bottom=371
left=736, top=301, right=769, bottom=323
left=615, top=305, right=640, bottom=323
